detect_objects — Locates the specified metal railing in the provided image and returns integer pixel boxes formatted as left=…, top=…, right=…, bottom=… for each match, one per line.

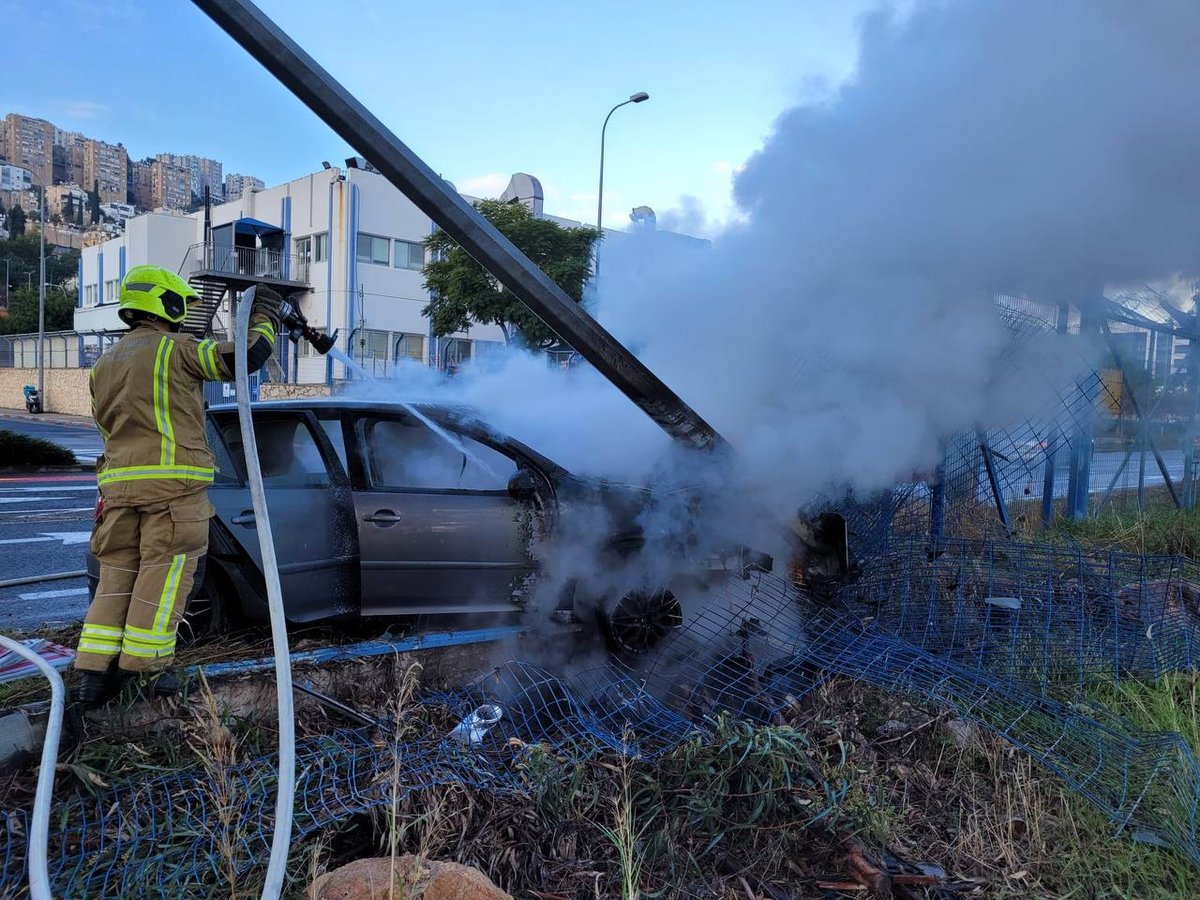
left=182, top=242, right=306, bottom=283
left=0, top=330, right=122, bottom=369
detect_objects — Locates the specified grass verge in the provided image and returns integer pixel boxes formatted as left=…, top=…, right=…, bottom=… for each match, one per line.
left=0, top=428, right=76, bottom=467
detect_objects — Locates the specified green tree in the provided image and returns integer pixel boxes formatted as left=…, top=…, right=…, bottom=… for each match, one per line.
left=421, top=198, right=599, bottom=348
left=0, top=235, right=79, bottom=286
left=75, top=205, right=84, bottom=227
left=88, top=180, right=101, bottom=225
left=0, top=285, right=75, bottom=334
left=7, top=204, right=25, bottom=238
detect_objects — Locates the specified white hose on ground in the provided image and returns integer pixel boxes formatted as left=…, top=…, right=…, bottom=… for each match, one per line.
left=0, top=634, right=65, bottom=900
left=235, top=287, right=296, bottom=899
left=0, top=571, right=86, bottom=590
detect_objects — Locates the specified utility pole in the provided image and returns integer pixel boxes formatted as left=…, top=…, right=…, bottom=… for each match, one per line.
left=38, top=182, right=46, bottom=404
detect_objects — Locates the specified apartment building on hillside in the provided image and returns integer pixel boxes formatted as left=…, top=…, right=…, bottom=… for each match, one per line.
left=224, top=172, right=264, bottom=200
left=83, top=139, right=129, bottom=204
left=2, top=114, right=53, bottom=186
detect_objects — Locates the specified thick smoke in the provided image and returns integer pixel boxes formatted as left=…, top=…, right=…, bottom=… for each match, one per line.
left=362, top=0, right=1200, bottom=582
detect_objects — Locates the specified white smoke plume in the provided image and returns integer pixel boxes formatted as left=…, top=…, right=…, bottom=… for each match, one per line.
left=360, top=0, right=1200, bottom=573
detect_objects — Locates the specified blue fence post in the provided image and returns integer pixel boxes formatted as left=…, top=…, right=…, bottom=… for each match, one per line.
left=929, top=445, right=946, bottom=556
left=1182, top=327, right=1200, bottom=509
left=1067, top=307, right=1096, bottom=520
left=1041, top=303, right=1071, bottom=527
left=1041, top=435, right=1058, bottom=527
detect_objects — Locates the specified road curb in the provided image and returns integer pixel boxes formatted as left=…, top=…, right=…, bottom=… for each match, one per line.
left=0, top=463, right=95, bottom=475
left=0, top=411, right=95, bottom=429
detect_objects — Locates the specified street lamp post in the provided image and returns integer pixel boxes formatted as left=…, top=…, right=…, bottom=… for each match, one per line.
left=37, top=179, right=46, bottom=404
left=14, top=168, right=48, bottom=407
left=595, top=91, right=649, bottom=275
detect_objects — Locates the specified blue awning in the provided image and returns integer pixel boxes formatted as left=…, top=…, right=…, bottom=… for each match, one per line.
left=233, top=217, right=283, bottom=236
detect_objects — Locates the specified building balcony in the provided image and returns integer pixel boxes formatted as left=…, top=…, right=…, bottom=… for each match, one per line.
left=182, top=241, right=310, bottom=292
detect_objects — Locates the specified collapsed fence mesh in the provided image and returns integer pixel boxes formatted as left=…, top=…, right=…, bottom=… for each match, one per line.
left=6, top=292, right=1200, bottom=893
left=6, top=547, right=1200, bottom=895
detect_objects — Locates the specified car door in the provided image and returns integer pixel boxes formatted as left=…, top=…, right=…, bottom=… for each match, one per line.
left=206, top=409, right=358, bottom=622
left=349, top=410, right=531, bottom=616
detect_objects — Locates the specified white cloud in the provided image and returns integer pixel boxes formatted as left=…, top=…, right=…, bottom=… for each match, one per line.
left=456, top=173, right=509, bottom=197
left=61, top=101, right=109, bottom=119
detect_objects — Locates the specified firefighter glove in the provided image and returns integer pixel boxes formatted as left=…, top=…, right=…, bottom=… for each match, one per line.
left=251, top=286, right=283, bottom=326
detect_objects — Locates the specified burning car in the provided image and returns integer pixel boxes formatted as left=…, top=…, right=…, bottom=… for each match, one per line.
left=85, top=398, right=751, bottom=654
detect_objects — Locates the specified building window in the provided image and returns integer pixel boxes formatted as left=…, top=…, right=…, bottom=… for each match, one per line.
left=356, top=233, right=389, bottom=266
left=394, top=239, right=424, bottom=271
left=395, top=333, right=424, bottom=362
left=314, top=232, right=328, bottom=263
left=295, top=236, right=311, bottom=263
left=84, top=285, right=97, bottom=306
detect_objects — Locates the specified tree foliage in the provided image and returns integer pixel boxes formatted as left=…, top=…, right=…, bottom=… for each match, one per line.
left=0, top=285, right=76, bottom=334
left=7, top=204, right=25, bottom=238
left=0, top=234, right=79, bottom=287
left=421, top=199, right=598, bottom=349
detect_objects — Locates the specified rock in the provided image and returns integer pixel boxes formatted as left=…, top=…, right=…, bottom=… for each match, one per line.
left=944, top=717, right=978, bottom=749
left=310, top=855, right=512, bottom=900
left=876, top=719, right=911, bottom=739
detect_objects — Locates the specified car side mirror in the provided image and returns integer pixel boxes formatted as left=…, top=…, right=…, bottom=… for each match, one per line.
left=507, top=468, right=542, bottom=503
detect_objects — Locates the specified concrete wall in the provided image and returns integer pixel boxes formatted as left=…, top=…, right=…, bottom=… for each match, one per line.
left=0, top=368, right=91, bottom=416
left=257, top=382, right=333, bottom=400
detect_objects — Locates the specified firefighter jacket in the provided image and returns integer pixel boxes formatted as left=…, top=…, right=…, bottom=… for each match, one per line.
left=90, top=315, right=276, bottom=508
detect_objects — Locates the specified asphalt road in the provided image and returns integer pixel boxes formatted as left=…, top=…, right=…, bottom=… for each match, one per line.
left=0, top=472, right=95, bottom=631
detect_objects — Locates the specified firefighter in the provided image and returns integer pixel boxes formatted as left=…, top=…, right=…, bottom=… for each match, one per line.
left=75, top=265, right=281, bottom=708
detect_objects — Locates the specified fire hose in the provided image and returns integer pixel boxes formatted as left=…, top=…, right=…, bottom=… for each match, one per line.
left=0, top=636, right=65, bottom=900
left=235, top=286, right=296, bottom=900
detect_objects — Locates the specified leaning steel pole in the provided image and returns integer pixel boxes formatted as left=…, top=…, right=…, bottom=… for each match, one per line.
left=190, top=0, right=727, bottom=453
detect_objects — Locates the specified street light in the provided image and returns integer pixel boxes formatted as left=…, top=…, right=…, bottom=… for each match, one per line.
left=595, top=91, right=649, bottom=275
left=12, top=168, right=47, bottom=406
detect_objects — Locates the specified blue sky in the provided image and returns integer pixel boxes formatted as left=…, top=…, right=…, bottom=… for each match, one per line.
left=1, top=0, right=875, bottom=235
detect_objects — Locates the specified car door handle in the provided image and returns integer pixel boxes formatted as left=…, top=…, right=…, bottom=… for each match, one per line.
left=231, top=511, right=256, bottom=527
left=364, top=509, right=402, bottom=525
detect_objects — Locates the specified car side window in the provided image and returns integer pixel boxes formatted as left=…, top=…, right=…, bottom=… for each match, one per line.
left=359, top=415, right=516, bottom=491
left=219, top=416, right=332, bottom=488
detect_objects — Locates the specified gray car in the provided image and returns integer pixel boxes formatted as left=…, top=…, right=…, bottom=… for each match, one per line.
left=86, top=398, right=716, bottom=654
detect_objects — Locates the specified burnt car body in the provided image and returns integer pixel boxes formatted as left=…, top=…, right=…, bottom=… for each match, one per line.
left=85, top=399, right=722, bottom=650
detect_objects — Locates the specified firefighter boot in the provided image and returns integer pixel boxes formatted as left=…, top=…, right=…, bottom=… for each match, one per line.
left=77, top=664, right=119, bottom=710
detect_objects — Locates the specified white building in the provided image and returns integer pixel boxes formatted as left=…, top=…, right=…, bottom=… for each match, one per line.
left=77, top=163, right=509, bottom=382
left=76, top=163, right=703, bottom=384
left=0, top=164, right=33, bottom=192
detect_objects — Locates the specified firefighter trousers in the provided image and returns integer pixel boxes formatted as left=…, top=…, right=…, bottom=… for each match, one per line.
left=75, top=492, right=211, bottom=673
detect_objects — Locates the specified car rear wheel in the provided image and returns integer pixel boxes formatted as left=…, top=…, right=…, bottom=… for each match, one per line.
left=601, top=588, right=684, bottom=656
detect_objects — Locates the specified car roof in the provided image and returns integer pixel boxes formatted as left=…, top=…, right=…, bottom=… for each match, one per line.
left=207, top=397, right=567, bottom=475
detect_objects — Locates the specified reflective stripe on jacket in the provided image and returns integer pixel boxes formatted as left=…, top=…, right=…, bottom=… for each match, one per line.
left=91, top=315, right=274, bottom=507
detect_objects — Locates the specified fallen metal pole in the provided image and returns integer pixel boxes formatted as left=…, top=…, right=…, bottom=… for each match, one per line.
left=0, top=570, right=86, bottom=590
left=190, top=0, right=727, bottom=454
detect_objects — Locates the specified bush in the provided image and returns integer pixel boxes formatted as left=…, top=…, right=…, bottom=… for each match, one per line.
left=0, top=429, right=77, bottom=467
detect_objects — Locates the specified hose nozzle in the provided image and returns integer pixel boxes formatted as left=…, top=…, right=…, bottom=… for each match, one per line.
left=280, top=296, right=338, bottom=356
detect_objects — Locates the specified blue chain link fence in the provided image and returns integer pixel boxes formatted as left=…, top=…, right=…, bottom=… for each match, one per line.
left=5, top=552, right=1200, bottom=895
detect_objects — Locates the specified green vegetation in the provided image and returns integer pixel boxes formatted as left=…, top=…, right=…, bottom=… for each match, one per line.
left=422, top=198, right=598, bottom=349
left=0, top=429, right=76, bottom=467
left=1054, top=505, right=1200, bottom=558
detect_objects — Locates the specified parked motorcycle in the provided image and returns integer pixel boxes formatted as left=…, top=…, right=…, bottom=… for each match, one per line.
left=22, top=384, right=42, bottom=414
